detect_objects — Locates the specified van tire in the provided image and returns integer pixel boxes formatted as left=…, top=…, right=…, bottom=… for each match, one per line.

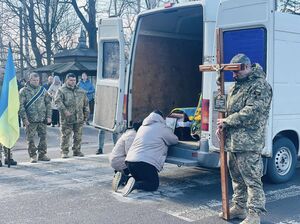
left=266, top=137, right=297, bottom=183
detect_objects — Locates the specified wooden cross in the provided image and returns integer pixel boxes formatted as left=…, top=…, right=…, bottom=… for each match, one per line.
left=199, top=28, right=245, bottom=220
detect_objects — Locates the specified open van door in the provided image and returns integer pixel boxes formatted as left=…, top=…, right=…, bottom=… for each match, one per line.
left=93, top=18, right=126, bottom=132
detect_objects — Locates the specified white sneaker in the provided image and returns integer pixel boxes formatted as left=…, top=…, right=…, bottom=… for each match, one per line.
left=122, top=177, right=136, bottom=197
left=112, top=172, right=123, bottom=192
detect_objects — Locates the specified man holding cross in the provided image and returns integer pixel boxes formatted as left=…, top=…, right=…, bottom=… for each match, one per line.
left=217, top=54, right=272, bottom=224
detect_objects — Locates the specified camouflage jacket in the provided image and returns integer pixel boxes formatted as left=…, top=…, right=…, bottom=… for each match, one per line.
left=19, top=84, right=52, bottom=123
left=54, top=84, right=89, bottom=124
left=223, top=64, right=273, bottom=153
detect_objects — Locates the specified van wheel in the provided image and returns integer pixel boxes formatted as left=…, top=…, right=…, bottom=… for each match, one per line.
left=266, top=137, right=297, bottom=183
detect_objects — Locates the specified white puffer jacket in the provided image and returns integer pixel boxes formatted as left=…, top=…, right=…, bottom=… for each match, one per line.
left=109, top=129, right=137, bottom=171
left=125, top=112, right=178, bottom=171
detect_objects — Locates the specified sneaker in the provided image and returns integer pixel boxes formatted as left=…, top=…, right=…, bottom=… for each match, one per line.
left=96, top=148, right=103, bottom=155
left=61, top=153, right=69, bottom=159
left=73, top=151, right=84, bottom=157
left=122, top=177, right=136, bottom=197
left=219, top=206, right=247, bottom=220
left=38, top=155, right=51, bottom=161
left=240, top=212, right=260, bottom=224
left=4, top=158, right=17, bottom=166
left=30, top=156, right=37, bottom=163
left=112, top=172, right=123, bottom=192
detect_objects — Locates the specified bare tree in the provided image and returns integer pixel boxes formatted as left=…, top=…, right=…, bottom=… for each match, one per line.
left=277, top=0, right=300, bottom=14
left=67, top=0, right=97, bottom=49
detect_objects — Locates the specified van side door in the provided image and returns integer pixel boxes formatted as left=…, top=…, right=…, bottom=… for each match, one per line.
left=93, top=18, right=126, bottom=132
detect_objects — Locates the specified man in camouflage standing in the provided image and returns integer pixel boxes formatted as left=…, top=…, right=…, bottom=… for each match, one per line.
left=19, top=73, right=52, bottom=163
left=55, top=73, right=89, bottom=158
left=217, top=54, right=272, bottom=224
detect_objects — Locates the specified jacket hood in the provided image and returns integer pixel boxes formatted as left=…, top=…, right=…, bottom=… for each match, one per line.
left=142, top=112, right=165, bottom=126
left=249, top=63, right=266, bottom=80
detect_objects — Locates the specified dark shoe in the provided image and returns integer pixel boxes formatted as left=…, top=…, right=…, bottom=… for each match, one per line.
left=0, top=160, right=2, bottom=167
left=5, top=158, right=17, bottom=166
left=96, top=148, right=103, bottom=155
left=122, top=177, right=136, bottom=197
left=38, top=155, right=51, bottom=161
left=73, top=151, right=84, bottom=157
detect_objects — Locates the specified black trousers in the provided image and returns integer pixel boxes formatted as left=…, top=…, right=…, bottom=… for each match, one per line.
left=52, top=109, right=60, bottom=125
left=126, top=161, right=159, bottom=191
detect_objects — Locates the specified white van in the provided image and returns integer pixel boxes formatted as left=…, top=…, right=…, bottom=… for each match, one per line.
left=93, top=0, right=220, bottom=167
left=202, top=0, right=299, bottom=183
left=93, top=0, right=298, bottom=183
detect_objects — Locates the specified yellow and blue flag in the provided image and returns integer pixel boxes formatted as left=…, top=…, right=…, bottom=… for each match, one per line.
left=0, top=46, right=20, bottom=148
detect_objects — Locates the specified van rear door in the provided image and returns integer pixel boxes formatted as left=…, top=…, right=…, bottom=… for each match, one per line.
left=93, top=18, right=126, bottom=132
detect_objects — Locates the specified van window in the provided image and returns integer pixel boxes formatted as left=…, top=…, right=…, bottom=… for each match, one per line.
left=276, top=0, right=300, bottom=14
left=103, top=41, right=120, bottom=79
left=223, top=27, right=267, bottom=82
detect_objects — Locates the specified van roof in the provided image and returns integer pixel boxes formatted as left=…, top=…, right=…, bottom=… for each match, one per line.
left=138, top=1, right=203, bottom=17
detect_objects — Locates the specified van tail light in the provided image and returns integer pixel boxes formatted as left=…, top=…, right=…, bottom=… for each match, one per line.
left=122, top=94, right=128, bottom=120
left=201, top=99, right=209, bottom=131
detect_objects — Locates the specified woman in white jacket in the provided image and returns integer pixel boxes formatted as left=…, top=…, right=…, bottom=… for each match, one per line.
left=122, top=110, right=178, bottom=197
left=110, top=122, right=141, bottom=192
left=48, top=76, right=61, bottom=127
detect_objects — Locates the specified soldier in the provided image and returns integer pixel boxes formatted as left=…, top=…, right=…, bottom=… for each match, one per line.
left=217, top=54, right=272, bottom=224
left=55, top=73, right=89, bottom=158
left=19, top=73, right=52, bottom=163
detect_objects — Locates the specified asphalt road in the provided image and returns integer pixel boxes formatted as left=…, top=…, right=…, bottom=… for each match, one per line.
left=0, top=126, right=299, bottom=224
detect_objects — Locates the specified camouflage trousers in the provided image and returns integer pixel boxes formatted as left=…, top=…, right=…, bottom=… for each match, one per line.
left=25, top=122, right=47, bottom=157
left=0, top=144, right=11, bottom=159
left=60, top=123, right=83, bottom=154
left=228, top=151, right=266, bottom=214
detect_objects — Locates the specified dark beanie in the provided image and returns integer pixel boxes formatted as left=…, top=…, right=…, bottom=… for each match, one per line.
left=153, top=109, right=164, bottom=118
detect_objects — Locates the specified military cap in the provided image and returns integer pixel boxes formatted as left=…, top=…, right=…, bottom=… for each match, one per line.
left=230, top=53, right=251, bottom=65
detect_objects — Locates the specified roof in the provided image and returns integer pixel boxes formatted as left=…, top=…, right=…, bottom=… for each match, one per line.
left=54, top=48, right=97, bottom=59
left=33, top=61, right=97, bottom=74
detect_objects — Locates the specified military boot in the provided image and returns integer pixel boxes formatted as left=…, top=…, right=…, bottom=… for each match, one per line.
left=73, top=151, right=84, bottom=157
left=38, top=154, right=51, bottom=161
left=240, top=212, right=260, bottom=224
left=219, top=206, right=247, bottom=220
left=4, top=158, right=17, bottom=166
left=30, top=155, right=37, bottom=163
left=61, top=153, right=69, bottom=159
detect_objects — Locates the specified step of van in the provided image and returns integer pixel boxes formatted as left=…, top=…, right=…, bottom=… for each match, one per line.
left=165, top=156, right=199, bottom=167
left=166, top=141, right=220, bottom=168
left=166, top=141, right=199, bottom=166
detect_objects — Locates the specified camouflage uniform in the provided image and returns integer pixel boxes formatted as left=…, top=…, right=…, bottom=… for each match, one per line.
left=223, top=63, right=272, bottom=215
left=0, top=144, right=9, bottom=160
left=54, top=83, right=89, bottom=155
left=19, top=84, right=52, bottom=158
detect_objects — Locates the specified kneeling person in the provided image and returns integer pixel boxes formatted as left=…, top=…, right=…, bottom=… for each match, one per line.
left=110, top=122, right=141, bottom=192
left=123, top=110, right=178, bottom=197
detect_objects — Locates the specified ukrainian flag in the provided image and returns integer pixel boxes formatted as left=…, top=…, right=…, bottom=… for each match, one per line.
left=0, top=47, right=20, bottom=148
